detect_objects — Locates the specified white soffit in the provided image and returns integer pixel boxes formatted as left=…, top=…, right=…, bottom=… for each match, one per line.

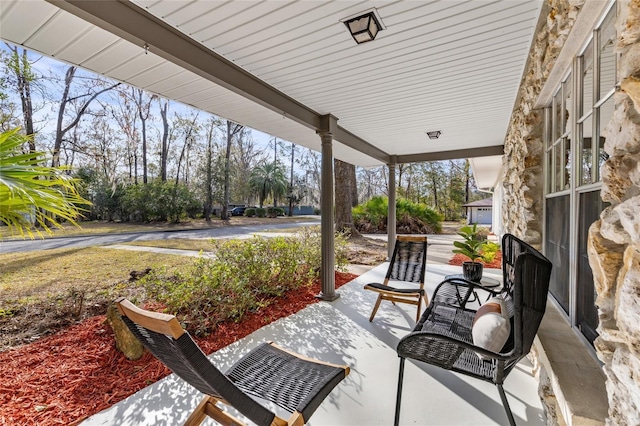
left=469, top=155, right=503, bottom=190
left=0, top=0, right=544, bottom=167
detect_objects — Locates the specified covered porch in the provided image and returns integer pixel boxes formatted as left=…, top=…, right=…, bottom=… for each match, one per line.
left=83, top=263, right=545, bottom=426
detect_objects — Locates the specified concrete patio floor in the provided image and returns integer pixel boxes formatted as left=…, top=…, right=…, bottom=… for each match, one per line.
left=83, top=263, right=546, bottom=426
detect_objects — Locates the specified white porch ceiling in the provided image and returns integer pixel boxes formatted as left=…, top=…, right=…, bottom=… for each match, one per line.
left=0, top=0, right=543, bottom=167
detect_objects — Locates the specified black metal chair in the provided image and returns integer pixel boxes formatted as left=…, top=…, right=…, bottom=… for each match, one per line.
left=364, top=235, right=429, bottom=323
left=394, top=234, right=552, bottom=426
left=115, top=298, right=350, bottom=426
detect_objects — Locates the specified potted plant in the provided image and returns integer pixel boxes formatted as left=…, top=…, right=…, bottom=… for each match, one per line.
left=452, top=224, right=497, bottom=282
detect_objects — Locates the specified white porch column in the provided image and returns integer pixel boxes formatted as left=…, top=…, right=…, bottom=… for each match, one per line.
left=317, top=115, right=339, bottom=301
left=388, top=156, right=397, bottom=259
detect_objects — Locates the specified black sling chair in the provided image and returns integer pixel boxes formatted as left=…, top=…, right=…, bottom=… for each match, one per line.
left=394, top=234, right=552, bottom=426
left=364, top=235, right=429, bottom=323
left=116, top=298, right=350, bottom=426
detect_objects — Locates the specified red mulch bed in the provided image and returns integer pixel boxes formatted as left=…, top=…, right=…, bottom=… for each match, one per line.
left=0, top=271, right=357, bottom=426
left=448, top=251, right=502, bottom=269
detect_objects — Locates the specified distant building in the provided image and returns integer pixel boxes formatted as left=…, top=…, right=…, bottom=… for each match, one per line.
left=462, top=198, right=492, bottom=226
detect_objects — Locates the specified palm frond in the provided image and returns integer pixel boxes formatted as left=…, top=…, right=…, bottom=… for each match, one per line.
left=0, top=128, right=91, bottom=239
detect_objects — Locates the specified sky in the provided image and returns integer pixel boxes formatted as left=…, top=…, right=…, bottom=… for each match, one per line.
left=1, top=41, right=281, bottom=153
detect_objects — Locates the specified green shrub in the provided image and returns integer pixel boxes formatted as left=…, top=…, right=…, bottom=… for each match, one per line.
left=121, top=180, right=200, bottom=222
left=293, top=226, right=349, bottom=276
left=266, top=207, right=285, bottom=217
left=245, top=207, right=256, bottom=217
left=139, top=227, right=348, bottom=336
left=256, top=207, right=266, bottom=217
left=353, top=196, right=442, bottom=233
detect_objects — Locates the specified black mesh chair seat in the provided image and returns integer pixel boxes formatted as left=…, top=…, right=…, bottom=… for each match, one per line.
left=394, top=234, right=552, bottom=426
left=227, top=343, right=347, bottom=420
left=364, top=282, right=425, bottom=295
left=116, top=299, right=349, bottom=426
left=364, top=235, right=429, bottom=322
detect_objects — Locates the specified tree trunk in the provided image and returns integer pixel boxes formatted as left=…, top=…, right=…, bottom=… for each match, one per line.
left=159, top=100, right=169, bottom=182
left=272, top=138, right=278, bottom=209
left=204, top=121, right=215, bottom=222
left=288, top=142, right=295, bottom=216
left=53, top=66, right=119, bottom=167
left=464, top=160, right=470, bottom=203
left=221, top=121, right=243, bottom=220
left=9, top=47, right=35, bottom=150
left=349, top=162, right=358, bottom=207
left=334, top=159, right=360, bottom=237
left=134, top=89, right=155, bottom=184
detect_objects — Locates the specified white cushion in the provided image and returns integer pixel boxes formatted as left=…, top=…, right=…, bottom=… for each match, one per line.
left=472, top=297, right=510, bottom=358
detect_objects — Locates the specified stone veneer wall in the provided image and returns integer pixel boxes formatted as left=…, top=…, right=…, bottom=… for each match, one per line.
left=501, top=2, right=584, bottom=423
left=502, top=0, right=640, bottom=425
left=590, top=1, right=640, bottom=425
left=502, top=0, right=584, bottom=248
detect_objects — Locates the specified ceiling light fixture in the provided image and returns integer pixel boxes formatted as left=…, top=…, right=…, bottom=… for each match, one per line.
left=426, top=130, right=442, bottom=140
left=342, top=9, right=384, bottom=44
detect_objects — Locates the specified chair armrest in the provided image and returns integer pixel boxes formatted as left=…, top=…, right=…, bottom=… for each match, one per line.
left=397, top=330, right=515, bottom=363
left=429, top=278, right=477, bottom=308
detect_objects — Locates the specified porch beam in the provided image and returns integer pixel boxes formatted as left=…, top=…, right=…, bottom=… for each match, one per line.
left=49, top=0, right=390, bottom=164
left=396, top=145, right=504, bottom=164
left=51, top=0, right=320, bottom=130
left=335, top=126, right=389, bottom=163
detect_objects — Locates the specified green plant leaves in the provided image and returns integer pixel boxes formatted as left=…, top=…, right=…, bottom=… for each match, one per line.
left=452, top=224, right=497, bottom=263
left=138, top=226, right=349, bottom=336
left=0, top=128, right=91, bottom=239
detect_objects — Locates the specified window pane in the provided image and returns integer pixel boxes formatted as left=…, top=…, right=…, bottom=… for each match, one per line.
left=599, top=7, right=617, bottom=98
left=555, top=144, right=564, bottom=192
left=553, top=91, right=562, bottom=141
left=564, top=135, right=572, bottom=189
left=563, top=73, right=573, bottom=136
left=580, top=114, right=593, bottom=185
left=582, top=40, right=594, bottom=116
left=546, top=107, right=553, bottom=149
left=597, top=96, right=614, bottom=181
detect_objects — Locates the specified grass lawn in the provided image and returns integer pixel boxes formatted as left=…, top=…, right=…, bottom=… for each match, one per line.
left=0, top=216, right=318, bottom=240
left=125, top=238, right=217, bottom=251
left=0, top=247, right=196, bottom=350
left=0, top=247, right=194, bottom=301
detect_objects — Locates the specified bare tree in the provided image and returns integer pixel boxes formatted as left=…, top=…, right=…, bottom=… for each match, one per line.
left=287, top=142, right=296, bottom=216
left=298, top=149, right=321, bottom=206
left=52, top=66, right=119, bottom=167
left=109, top=87, right=139, bottom=183
left=159, top=98, right=170, bottom=182
left=232, top=128, right=262, bottom=206
left=174, top=112, right=200, bottom=186
left=202, top=117, right=219, bottom=221
left=4, top=45, right=41, bottom=150
left=220, top=120, right=243, bottom=220
left=133, top=88, right=155, bottom=183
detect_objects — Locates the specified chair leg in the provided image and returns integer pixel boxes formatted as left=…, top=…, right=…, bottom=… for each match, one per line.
left=394, top=357, right=406, bottom=426
left=369, top=294, right=383, bottom=322
left=415, top=296, right=422, bottom=322
left=497, top=384, right=516, bottom=426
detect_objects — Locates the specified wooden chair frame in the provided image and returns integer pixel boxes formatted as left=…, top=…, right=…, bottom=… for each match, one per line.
left=116, top=298, right=349, bottom=426
left=364, top=235, right=429, bottom=322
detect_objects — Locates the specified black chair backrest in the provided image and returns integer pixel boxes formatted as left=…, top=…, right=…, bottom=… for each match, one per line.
left=499, top=234, right=552, bottom=372
left=386, top=236, right=428, bottom=284
left=121, top=316, right=276, bottom=426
